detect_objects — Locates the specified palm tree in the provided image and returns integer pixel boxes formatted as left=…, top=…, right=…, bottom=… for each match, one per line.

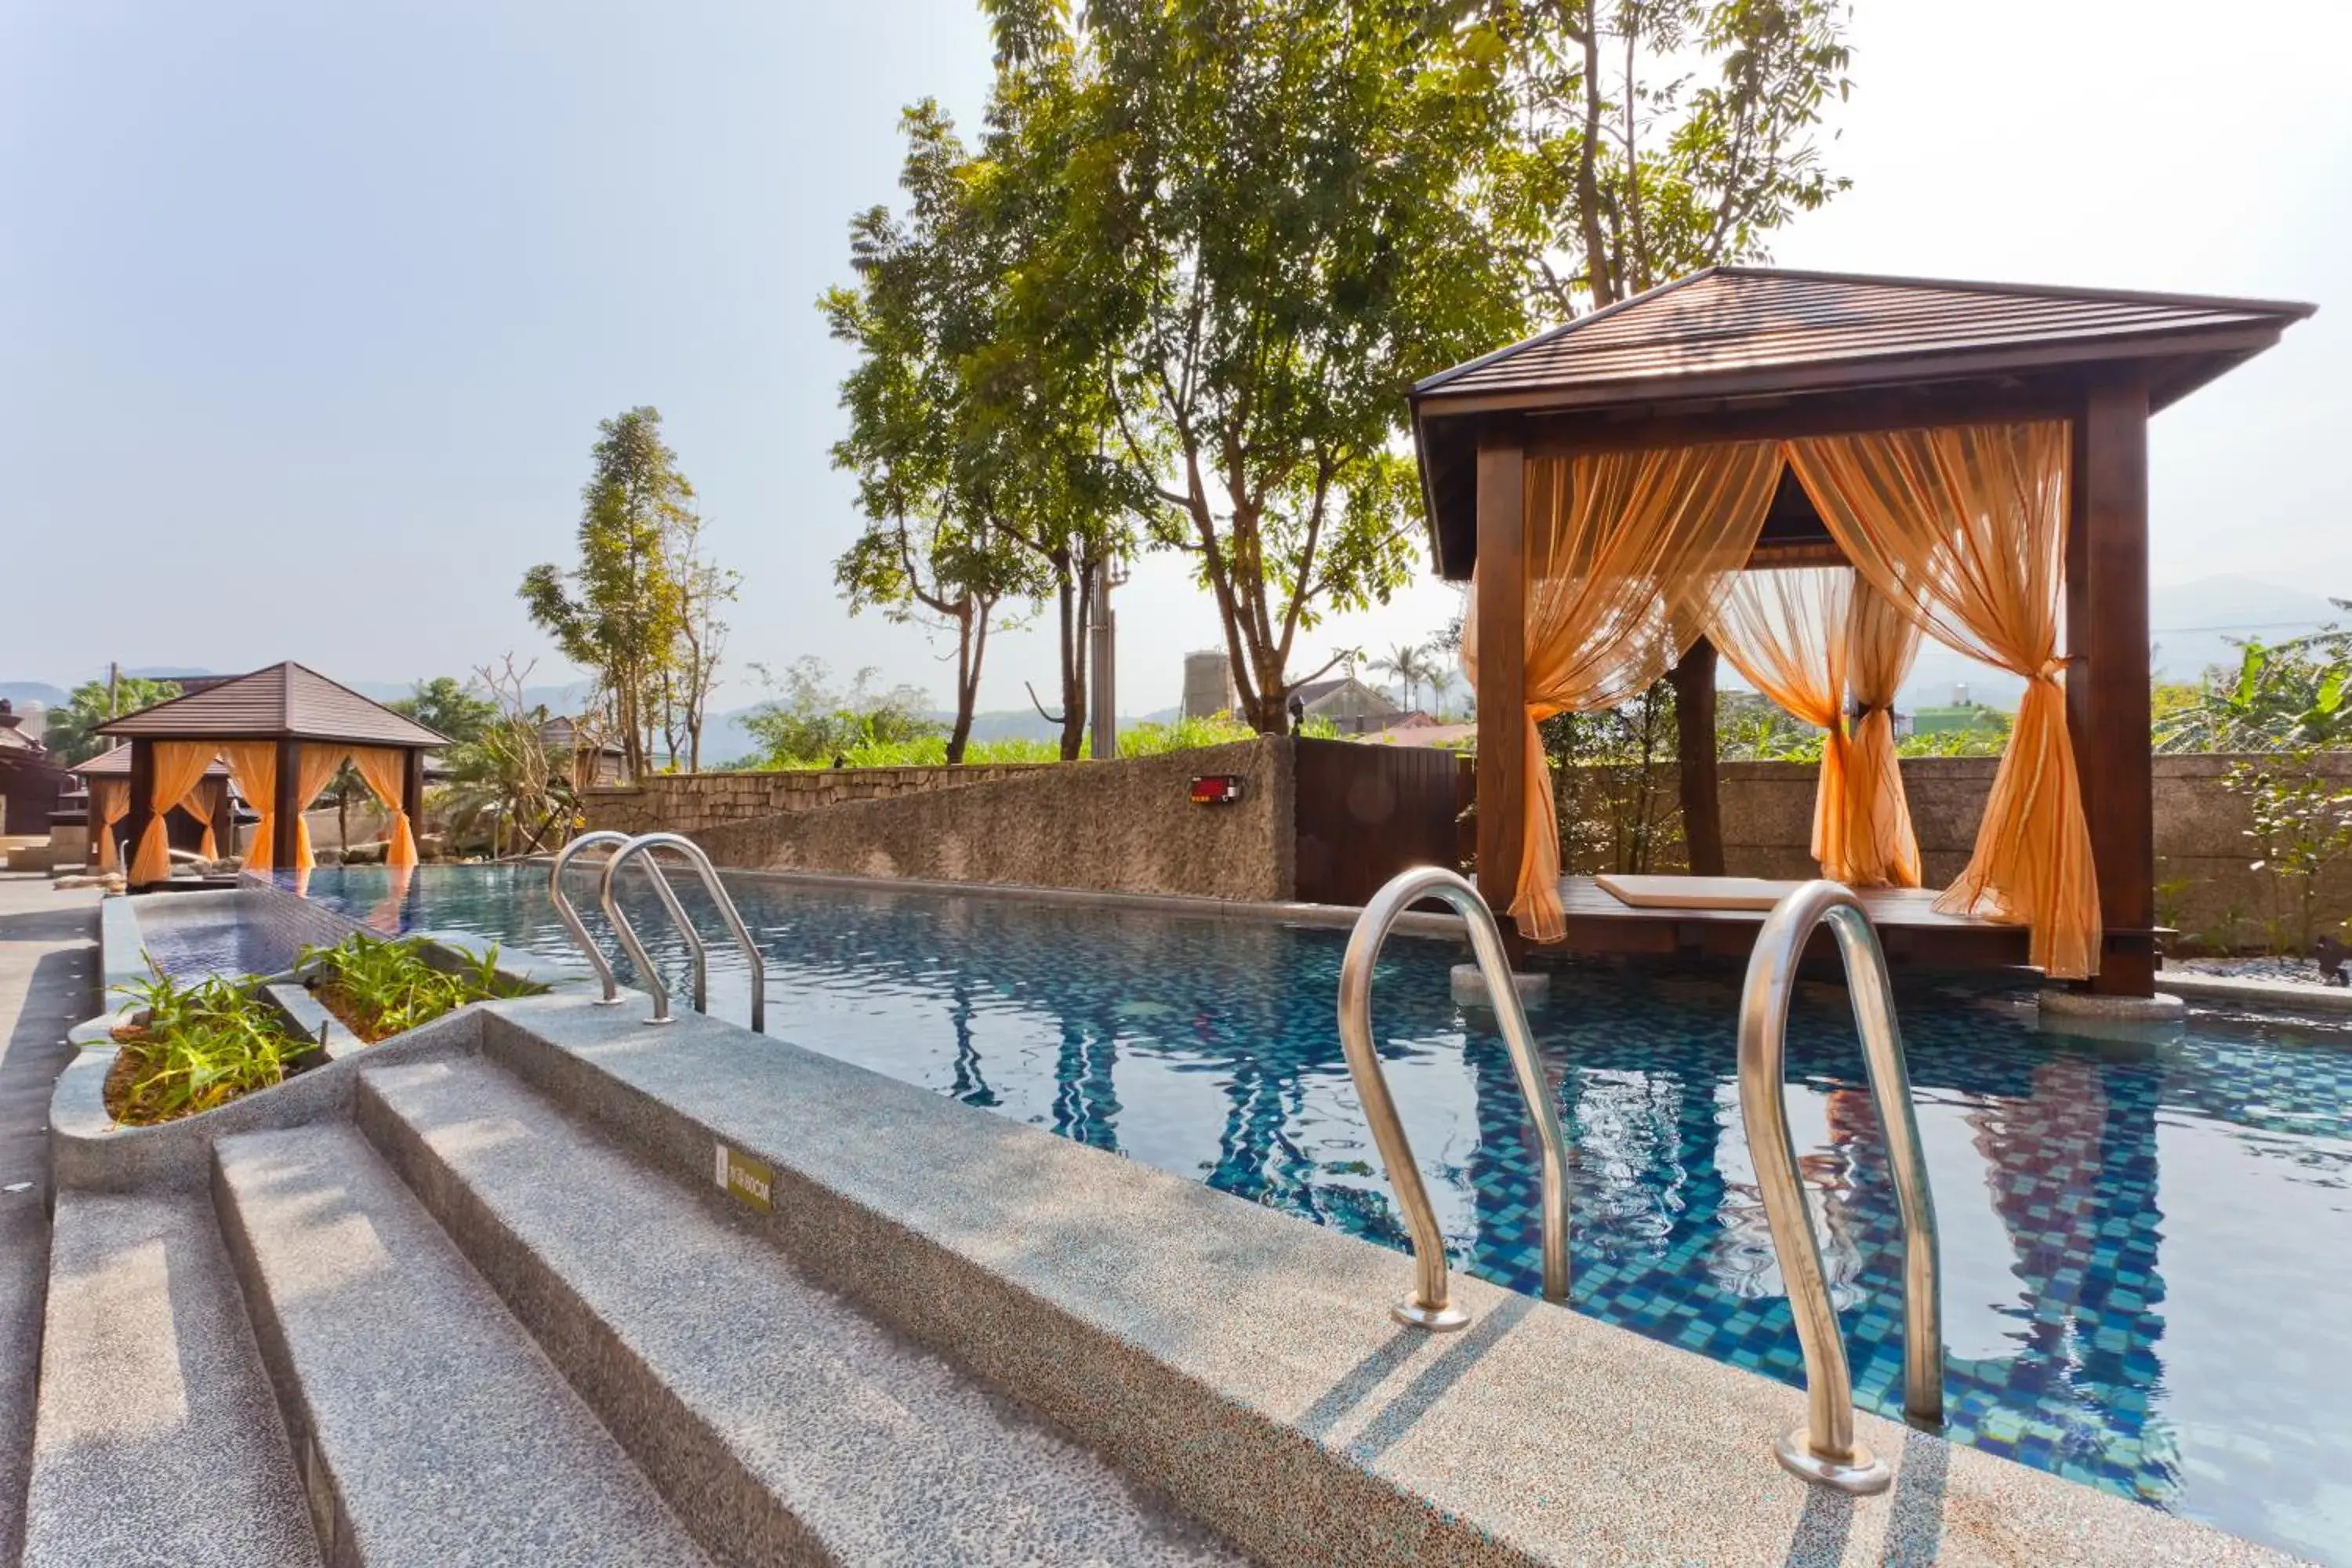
left=1426, top=667, right=1455, bottom=720
left=1370, top=642, right=1436, bottom=712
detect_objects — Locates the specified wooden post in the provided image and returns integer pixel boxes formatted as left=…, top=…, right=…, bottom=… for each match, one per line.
left=1474, top=424, right=1528, bottom=926
left=122, top=739, right=156, bottom=886
left=1669, top=637, right=1723, bottom=875
left=2067, top=373, right=2157, bottom=996
left=272, top=739, right=302, bottom=873
left=401, top=747, right=425, bottom=842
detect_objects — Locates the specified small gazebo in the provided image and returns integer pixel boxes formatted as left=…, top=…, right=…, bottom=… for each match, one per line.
left=98, top=662, right=447, bottom=887
left=1412, top=267, right=2314, bottom=999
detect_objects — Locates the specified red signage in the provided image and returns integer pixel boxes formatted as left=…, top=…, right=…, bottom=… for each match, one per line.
left=1189, top=774, right=1246, bottom=806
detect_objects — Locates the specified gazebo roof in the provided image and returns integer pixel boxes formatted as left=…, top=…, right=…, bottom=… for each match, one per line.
left=97, top=662, right=447, bottom=748
left=1411, top=266, right=2315, bottom=579
left=71, top=742, right=233, bottom=779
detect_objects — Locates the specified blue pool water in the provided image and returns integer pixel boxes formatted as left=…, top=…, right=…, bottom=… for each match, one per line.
left=288, top=864, right=2352, bottom=1560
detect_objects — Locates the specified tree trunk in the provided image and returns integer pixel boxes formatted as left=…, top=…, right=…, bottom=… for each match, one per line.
left=1668, top=638, right=1723, bottom=876
left=1058, top=557, right=1091, bottom=761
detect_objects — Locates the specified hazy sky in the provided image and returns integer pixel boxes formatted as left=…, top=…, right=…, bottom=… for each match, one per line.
left=5, top=1, right=2347, bottom=713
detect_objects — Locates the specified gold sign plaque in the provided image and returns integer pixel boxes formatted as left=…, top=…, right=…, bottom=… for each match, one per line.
left=713, top=1142, right=774, bottom=1212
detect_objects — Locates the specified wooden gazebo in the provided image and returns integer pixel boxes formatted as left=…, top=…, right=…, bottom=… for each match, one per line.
left=1413, top=267, right=2314, bottom=998
left=99, top=662, right=446, bottom=887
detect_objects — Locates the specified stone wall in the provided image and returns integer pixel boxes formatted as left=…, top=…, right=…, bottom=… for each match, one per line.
left=1711, top=753, right=2352, bottom=949
left=690, top=739, right=1294, bottom=902
left=579, top=763, right=1051, bottom=837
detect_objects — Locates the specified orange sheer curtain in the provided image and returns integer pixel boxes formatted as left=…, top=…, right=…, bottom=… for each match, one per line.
left=1708, top=566, right=1853, bottom=878
left=347, top=746, right=419, bottom=867
left=1469, top=441, right=1783, bottom=941
left=178, top=772, right=220, bottom=860
left=291, top=746, right=347, bottom=871
left=130, top=743, right=218, bottom=884
left=222, top=742, right=279, bottom=873
left=1840, top=581, right=1924, bottom=887
left=1786, top=421, right=2098, bottom=978
left=89, top=779, right=130, bottom=871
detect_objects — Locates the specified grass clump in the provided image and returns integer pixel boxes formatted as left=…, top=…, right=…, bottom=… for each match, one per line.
left=107, top=970, right=305, bottom=1126
left=296, top=931, right=525, bottom=1043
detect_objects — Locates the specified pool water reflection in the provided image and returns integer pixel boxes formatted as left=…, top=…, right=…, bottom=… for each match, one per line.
left=290, top=864, right=2352, bottom=1562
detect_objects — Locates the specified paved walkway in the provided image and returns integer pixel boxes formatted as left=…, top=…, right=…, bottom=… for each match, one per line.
left=0, top=874, right=100, bottom=1565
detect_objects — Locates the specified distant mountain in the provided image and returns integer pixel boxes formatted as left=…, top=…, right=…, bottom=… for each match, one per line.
left=0, top=682, right=69, bottom=710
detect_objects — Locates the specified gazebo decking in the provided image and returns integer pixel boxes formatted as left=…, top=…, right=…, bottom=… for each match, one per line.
left=1544, top=878, right=2031, bottom=967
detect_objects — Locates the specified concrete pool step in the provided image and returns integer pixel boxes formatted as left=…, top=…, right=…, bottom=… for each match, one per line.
left=211, top=1122, right=710, bottom=1566
left=352, top=1053, right=1243, bottom=1567
left=21, top=1189, right=319, bottom=1567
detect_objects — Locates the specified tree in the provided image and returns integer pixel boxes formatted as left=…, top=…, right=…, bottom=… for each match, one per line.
left=1472, top=0, right=1854, bottom=314
left=1029, top=0, right=1528, bottom=731
left=657, top=506, right=739, bottom=771
left=433, top=657, right=573, bottom=858
left=739, top=659, right=938, bottom=768
left=1468, top=0, right=1854, bottom=873
left=521, top=408, right=703, bottom=779
left=824, top=109, right=1047, bottom=765
left=389, top=677, right=498, bottom=747
left=1370, top=642, right=1439, bottom=713
left=42, top=674, right=183, bottom=764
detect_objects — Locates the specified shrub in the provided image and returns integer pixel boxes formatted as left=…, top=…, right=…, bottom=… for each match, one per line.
left=107, top=969, right=305, bottom=1125
left=296, top=931, right=521, bottom=1042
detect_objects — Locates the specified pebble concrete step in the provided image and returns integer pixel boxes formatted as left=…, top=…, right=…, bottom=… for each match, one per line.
left=211, top=1122, right=709, bottom=1567
left=22, top=1190, right=318, bottom=1567
left=354, top=1054, right=1243, bottom=1568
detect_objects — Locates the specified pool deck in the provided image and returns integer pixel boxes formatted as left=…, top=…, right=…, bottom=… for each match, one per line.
left=0, top=873, right=102, bottom=1563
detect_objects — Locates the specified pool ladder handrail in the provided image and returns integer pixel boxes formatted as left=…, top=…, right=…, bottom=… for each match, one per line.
left=548, top=830, right=767, bottom=1033
left=597, top=832, right=767, bottom=1033
left=1335, top=866, right=1571, bottom=1330
left=1739, top=880, right=1943, bottom=1497
left=549, top=830, right=632, bottom=1004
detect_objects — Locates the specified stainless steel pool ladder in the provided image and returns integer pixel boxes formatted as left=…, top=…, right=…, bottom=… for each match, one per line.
left=546, top=830, right=766, bottom=1033
left=1335, top=866, right=1571, bottom=1330
left=1739, top=880, right=1943, bottom=1496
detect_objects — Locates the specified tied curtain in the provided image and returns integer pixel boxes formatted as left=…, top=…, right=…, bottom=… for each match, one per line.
left=1787, top=420, right=2097, bottom=978
left=222, top=742, right=279, bottom=873
left=292, top=746, right=347, bottom=871
left=1471, top=441, right=1783, bottom=941
left=89, top=779, right=130, bottom=872
left=347, top=747, right=419, bottom=868
left=129, top=743, right=219, bottom=884
left=1707, top=568, right=1923, bottom=887
left=179, top=773, right=220, bottom=861
left=1842, top=582, right=1924, bottom=887
left=1708, top=568, right=1854, bottom=878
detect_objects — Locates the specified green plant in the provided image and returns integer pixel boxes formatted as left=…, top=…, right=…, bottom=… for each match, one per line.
left=2158, top=612, right=2352, bottom=753
left=296, top=931, right=522, bottom=1042
left=2226, top=749, right=2352, bottom=956
left=1541, top=681, right=1682, bottom=874
left=107, top=967, right=304, bottom=1124
left=41, top=674, right=185, bottom=765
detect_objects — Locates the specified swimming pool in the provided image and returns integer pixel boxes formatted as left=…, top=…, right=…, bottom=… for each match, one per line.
left=285, top=863, right=2352, bottom=1562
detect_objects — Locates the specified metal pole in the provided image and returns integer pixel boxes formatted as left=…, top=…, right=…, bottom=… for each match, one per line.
left=1088, top=566, right=1118, bottom=760
left=1737, top=880, right=1943, bottom=1497
left=1335, top=866, right=1570, bottom=1329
